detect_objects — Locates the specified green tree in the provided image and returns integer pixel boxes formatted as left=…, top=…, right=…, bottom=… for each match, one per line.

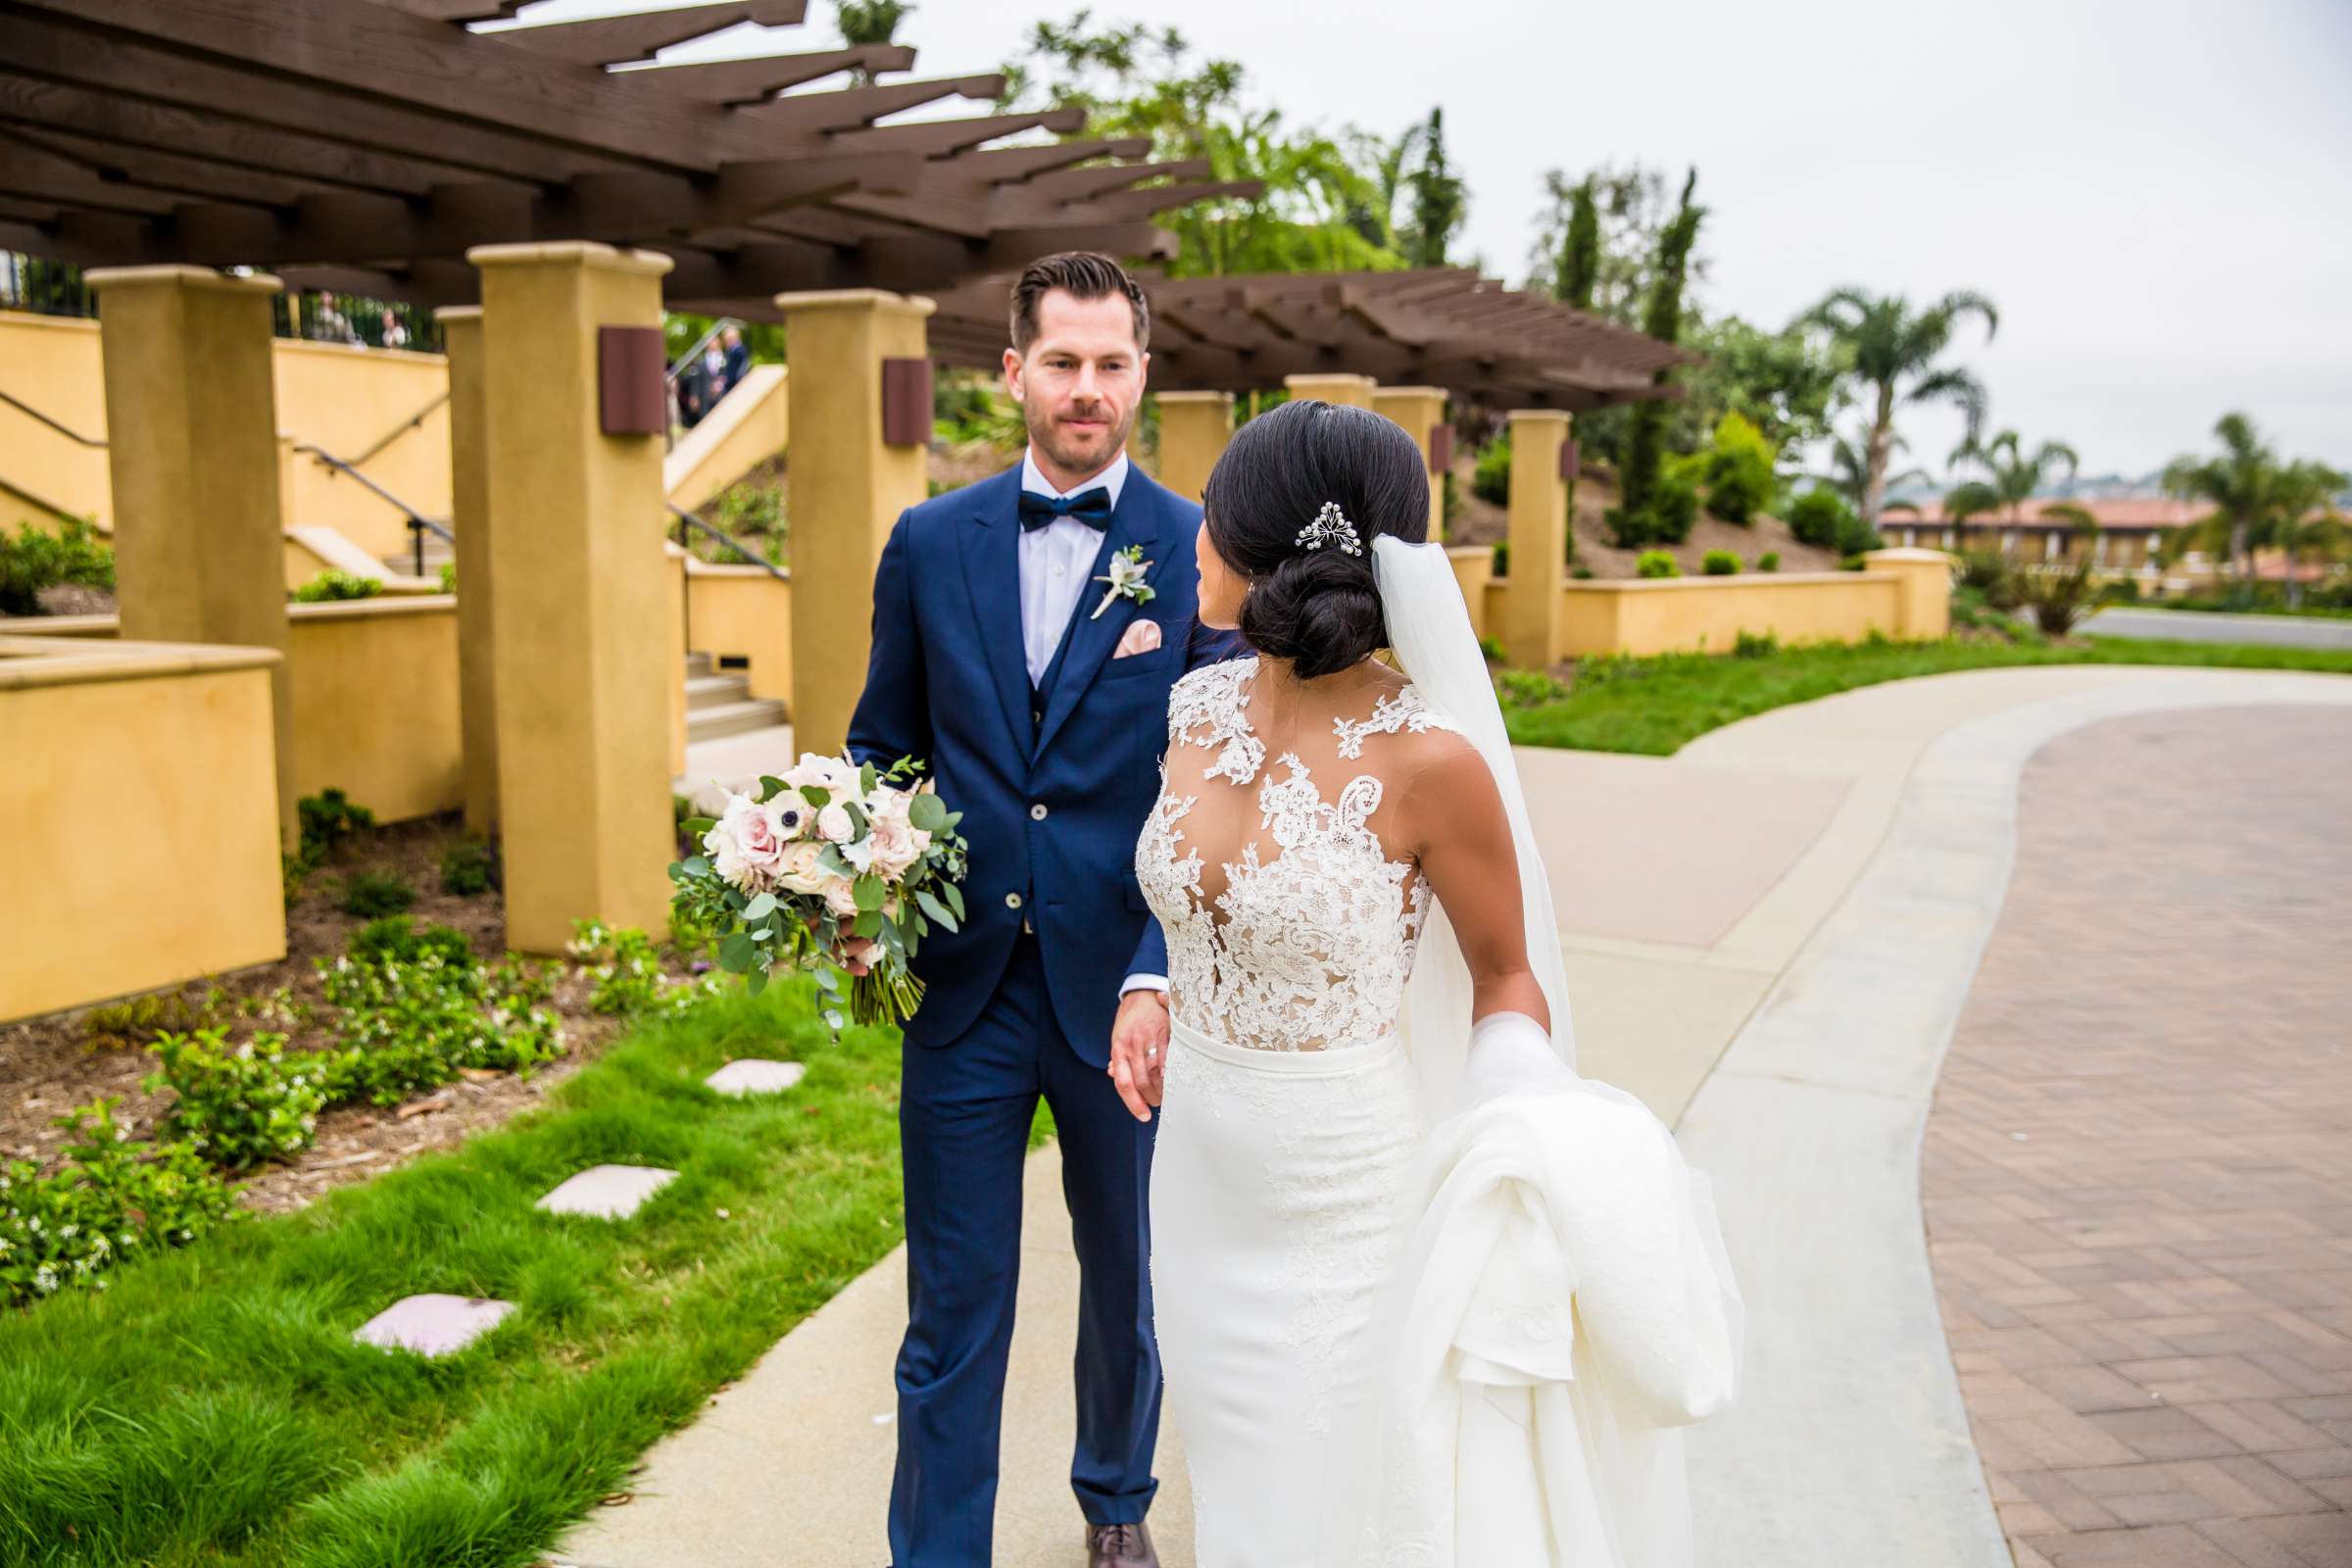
left=1525, top=164, right=1703, bottom=327
left=1553, top=176, right=1601, bottom=311
left=1676, top=315, right=1849, bottom=460
left=1948, top=428, right=2081, bottom=522
left=1398, top=107, right=1466, bottom=269
left=1824, top=425, right=1927, bottom=517
left=2162, top=412, right=2276, bottom=593
left=836, top=0, right=912, bottom=83
left=1002, top=19, right=1404, bottom=278
left=2264, top=458, right=2348, bottom=609
left=1615, top=169, right=1704, bottom=524
left=1797, top=286, right=1997, bottom=528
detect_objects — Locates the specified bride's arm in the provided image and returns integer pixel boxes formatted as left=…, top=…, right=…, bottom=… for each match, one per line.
left=1403, top=741, right=1552, bottom=1034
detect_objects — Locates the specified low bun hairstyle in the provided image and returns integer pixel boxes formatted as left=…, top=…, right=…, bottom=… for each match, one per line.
left=1200, top=398, right=1431, bottom=679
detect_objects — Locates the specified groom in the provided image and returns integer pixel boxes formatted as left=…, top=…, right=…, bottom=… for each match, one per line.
left=848, top=252, right=1227, bottom=1568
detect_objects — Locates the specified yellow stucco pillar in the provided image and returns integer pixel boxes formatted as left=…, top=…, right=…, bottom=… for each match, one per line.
left=1372, top=385, right=1448, bottom=541
left=1155, top=390, right=1234, bottom=502
left=470, top=241, right=675, bottom=951
left=84, top=265, right=295, bottom=850
left=1502, top=410, right=1572, bottom=670
left=1861, top=546, right=1955, bottom=640
left=772, top=288, right=934, bottom=758
left=435, top=305, right=499, bottom=837
left=1282, top=372, right=1376, bottom=411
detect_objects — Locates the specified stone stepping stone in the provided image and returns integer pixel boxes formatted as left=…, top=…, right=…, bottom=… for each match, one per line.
left=705, top=1058, right=806, bottom=1097
left=536, top=1163, right=678, bottom=1220
left=354, top=1294, right=514, bottom=1357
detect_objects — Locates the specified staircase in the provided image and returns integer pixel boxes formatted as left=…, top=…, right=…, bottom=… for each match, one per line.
left=685, top=651, right=787, bottom=742
left=379, top=535, right=456, bottom=577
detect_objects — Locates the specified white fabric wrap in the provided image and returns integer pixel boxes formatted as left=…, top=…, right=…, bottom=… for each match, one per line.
left=1366, top=538, right=1744, bottom=1567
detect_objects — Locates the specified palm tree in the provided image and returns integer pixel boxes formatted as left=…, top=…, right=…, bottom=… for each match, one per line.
left=2162, top=412, right=2275, bottom=596
left=1797, top=287, right=1998, bottom=528
left=2266, top=458, right=2349, bottom=609
left=1949, top=429, right=2081, bottom=521
left=1826, top=426, right=1927, bottom=517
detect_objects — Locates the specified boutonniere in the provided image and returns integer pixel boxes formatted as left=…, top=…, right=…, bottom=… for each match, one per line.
left=1091, top=544, right=1156, bottom=619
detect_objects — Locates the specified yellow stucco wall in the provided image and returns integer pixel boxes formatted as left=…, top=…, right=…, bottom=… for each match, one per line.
left=686, top=564, right=793, bottom=702
left=1477, top=561, right=1949, bottom=661
left=0, top=310, right=455, bottom=564
left=1446, top=545, right=1494, bottom=640
left=664, top=364, right=788, bottom=514
left=0, top=637, right=286, bottom=1023
left=286, top=596, right=463, bottom=823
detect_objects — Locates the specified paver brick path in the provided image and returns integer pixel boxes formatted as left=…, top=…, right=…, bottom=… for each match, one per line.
left=1925, top=705, right=2352, bottom=1568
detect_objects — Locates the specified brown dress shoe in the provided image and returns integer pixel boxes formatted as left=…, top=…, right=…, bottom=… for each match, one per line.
left=1087, top=1519, right=1157, bottom=1568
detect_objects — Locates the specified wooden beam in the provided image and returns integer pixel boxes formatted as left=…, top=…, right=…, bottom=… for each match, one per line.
left=627, top=46, right=916, bottom=104
left=3, top=124, right=318, bottom=209
left=488, top=3, right=801, bottom=69
left=827, top=109, right=1092, bottom=159
left=732, top=74, right=1004, bottom=135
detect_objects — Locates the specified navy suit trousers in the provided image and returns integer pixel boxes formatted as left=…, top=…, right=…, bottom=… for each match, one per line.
left=889, top=934, right=1160, bottom=1566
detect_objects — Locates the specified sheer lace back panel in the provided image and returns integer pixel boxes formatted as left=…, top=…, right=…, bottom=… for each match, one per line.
left=1136, top=656, right=1466, bottom=1052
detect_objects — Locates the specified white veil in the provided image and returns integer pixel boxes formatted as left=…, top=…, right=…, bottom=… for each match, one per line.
left=1373, top=534, right=1577, bottom=1115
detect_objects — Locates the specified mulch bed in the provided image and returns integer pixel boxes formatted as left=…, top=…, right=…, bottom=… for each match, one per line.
left=0, top=812, right=699, bottom=1216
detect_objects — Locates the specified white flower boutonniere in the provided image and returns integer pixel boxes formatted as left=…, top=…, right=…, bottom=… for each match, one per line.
left=1091, top=544, right=1156, bottom=619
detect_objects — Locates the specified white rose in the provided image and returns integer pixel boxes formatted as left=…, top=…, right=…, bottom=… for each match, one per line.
left=816, top=803, right=855, bottom=844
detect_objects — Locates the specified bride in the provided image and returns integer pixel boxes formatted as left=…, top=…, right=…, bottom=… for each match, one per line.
left=1113, top=400, right=1743, bottom=1566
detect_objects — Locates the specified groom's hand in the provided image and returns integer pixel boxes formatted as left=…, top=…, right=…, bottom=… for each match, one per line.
left=1107, top=990, right=1169, bottom=1122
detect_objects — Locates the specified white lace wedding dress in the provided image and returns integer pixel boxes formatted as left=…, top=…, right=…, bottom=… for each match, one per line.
left=1138, top=540, right=1743, bottom=1568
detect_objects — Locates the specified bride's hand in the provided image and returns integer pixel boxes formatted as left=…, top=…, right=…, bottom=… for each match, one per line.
left=1107, top=990, right=1168, bottom=1122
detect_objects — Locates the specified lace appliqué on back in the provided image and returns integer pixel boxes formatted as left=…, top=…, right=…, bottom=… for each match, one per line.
left=1137, top=657, right=1462, bottom=1053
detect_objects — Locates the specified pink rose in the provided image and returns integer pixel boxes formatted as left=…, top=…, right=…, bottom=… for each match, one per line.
left=863, top=811, right=927, bottom=881
left=706, top=793, right=788, bottom=888
left=822, top=872, right=862, bottom=918
left=773, top=841, right=829, bottom=896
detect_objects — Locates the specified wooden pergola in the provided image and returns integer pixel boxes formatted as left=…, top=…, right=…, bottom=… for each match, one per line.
left=0, top=0, right=1252, bottom=300
left=924, top=268, right=1698, bottom=411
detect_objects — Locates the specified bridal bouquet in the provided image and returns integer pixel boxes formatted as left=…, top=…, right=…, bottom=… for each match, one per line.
left=670, top=754, right=968, bottom=1029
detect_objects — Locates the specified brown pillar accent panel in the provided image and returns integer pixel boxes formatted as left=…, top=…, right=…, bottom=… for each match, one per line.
left=880, top=357, right=934, bottom=447
left=1428, top=422, right=1454, bottom=474
left=1558, top=437, right=1581, bottom=482
left=598, top=324, right=666, bottom=435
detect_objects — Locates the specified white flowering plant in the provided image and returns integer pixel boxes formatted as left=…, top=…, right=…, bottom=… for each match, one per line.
left=671, top=752, right=969, bottom=1030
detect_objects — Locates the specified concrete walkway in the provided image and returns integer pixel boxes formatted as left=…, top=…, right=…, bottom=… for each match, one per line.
left=565, top=662, right=2352, bottom=1568
left=2082, top=607, right=2352, bottom=650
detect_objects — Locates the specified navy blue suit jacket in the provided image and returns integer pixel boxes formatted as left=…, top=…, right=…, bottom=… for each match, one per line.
left=847, top=464, right=1230, bottom=1062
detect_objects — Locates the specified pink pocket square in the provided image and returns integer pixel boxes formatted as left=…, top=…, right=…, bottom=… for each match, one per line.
left=1111, top=618, right=1163, bottom=659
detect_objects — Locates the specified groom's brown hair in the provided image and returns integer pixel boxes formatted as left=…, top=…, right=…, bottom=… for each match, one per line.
left=1008, top=252, right=1151, bottom=354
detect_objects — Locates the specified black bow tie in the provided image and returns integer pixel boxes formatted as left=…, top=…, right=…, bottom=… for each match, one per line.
left=1018, top=487, right=1113, bottom=532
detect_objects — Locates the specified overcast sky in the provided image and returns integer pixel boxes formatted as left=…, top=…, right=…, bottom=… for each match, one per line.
left=522, top=0, right=2351, bottom=481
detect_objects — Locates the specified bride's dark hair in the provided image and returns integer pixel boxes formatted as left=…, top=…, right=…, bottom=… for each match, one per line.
left=1200, top=398, right=1431, bottom=679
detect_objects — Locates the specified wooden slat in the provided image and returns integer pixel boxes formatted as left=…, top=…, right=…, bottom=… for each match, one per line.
left=827, top=109, right=1093, bottom=160
left=733, top=74, right=1004, bottom=135
left=627, top=46, right=915, bottom=104
left=488, top=3, right=803, bottom=69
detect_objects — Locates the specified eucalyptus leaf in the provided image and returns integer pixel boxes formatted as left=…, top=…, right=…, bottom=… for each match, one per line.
left=915, top=888, right=957, bottom=933
left=759, top=775, right=787, bottom=803
left=718, top=932, right=758, bottom=973
left=682, top=816, right=716, bottom=836
left=799, top=784, right=830, bottom=808
left=907, top=792, right=948, bottom=833
left=746, top=966, right=768, bottom=997
left=854, top=908, right=884, bottom=940
left=682, top=856, right=711, bottom=878
left=743, top=892, right=778, bottom=921
left=854, top=874, right=886, bottom=912
left=941, top=882, right=965, bottom=920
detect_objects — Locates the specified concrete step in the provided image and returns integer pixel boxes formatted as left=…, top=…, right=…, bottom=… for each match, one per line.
left=380, top=547, right=455, bottom=576
left=686, top=672, right=749, bottom=711
left=685, top=651, right=714, bottom=680
left=688, top=697, right=790, bottom=743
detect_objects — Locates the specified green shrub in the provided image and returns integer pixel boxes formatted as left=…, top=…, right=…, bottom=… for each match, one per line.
left=1702, top=551, right=1740, bottom=576
left=568, top=919, right=716, bottom=1018
left=289, top=569, right=381, bottom=603
left=438, top=562, right=458, bottom=594
left=334, top=869, right=415, bottom=918
left=1733, top=629, right=1780, bottom=659
left=1471, top=436, right=1512, bottom=506
left=1477, top=635, right=1506, bottom=662
left=1494, top=667, right=1568, bottom=708
left=1785, top=487, right=1856, bottom=551
left=439, top=837, right=496, bottom=896
left=1606, top=460, right=1700, bottom=548
left=0, top=1100, right=239, bottom=1307
left=319, top=946, right=564, bottom=1108
left=143, top=1029, right=332, bottom=1171
left=1698, top=413, right=1778, bottom=524
left=84, top=989, right=222, bottom=1053
left=0, top=514, right=115, bottom=616
left=1571, top=564, right=1595, bottom=580
left=297, top=789, right=374, bottom=867
left=2023, top=562, right=2102, bottom=637
left=1490, top=541, right=1509, bottom=576
left=1756, top=552, right=1781, bottom=572
left=349, top=915, right=473, bottom=968
left=1636, top=551, right=1681, bottom=579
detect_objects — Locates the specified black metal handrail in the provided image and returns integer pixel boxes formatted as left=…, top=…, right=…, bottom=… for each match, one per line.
left=343, top=388, right=450, bottom=467
left=295, top=442, right=453, bottom=577
left=667, top=503, right=785, bottom=581
left=0, top=386, right=107, bottom=447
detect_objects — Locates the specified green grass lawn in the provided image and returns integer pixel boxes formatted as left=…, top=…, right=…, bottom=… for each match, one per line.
left=0, top=980, right=911, bottom=1568
left=1500, top=636, right=2352, bottom=756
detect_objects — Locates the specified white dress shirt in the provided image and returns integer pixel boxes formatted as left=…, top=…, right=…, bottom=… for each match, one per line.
left=1016, top=448, right=1129, bottom=684
left=1013, top=448, right=1166, bottom=1001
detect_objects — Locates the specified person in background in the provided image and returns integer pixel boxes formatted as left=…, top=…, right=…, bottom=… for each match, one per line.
left=720, top=325, right=749, bottom=401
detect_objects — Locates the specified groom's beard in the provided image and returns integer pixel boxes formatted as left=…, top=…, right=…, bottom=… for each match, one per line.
left=1025, top=397, right=1133, bottom=478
